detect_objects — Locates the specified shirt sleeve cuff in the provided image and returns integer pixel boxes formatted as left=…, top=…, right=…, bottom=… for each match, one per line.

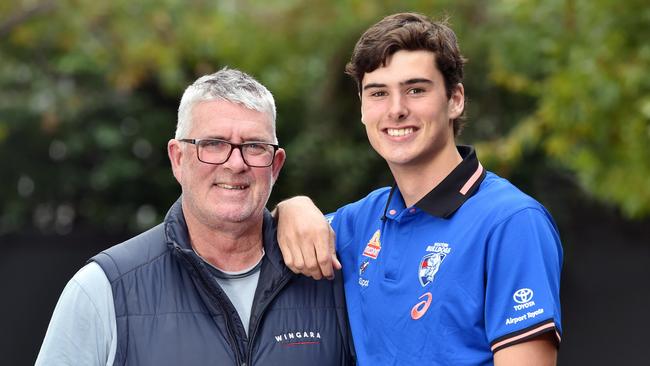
left=490, top=318, right=561, bottom=353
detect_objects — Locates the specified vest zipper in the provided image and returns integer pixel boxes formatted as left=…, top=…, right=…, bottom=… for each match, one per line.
left=175, top=245, right=244, bottom=365
left=245, top=273, right=292, bottom=365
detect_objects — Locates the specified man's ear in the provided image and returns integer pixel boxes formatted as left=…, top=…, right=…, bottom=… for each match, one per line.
left=271, top=148, right=286, bottom=184
left=168, top=139, right=183, bottom=184
left=448, top=83, right=465, bottom=119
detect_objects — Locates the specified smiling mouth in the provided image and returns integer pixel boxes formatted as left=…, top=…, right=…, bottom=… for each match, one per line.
left=215, top=183, right=248, bottom=190
left=386, top=127, right=415, bottom=137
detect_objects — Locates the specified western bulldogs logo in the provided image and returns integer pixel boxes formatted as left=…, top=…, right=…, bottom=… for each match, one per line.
left=418, top=242, right=451, bottom=287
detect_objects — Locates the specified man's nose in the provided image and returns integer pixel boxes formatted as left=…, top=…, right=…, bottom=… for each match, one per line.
left=222, top=146, right=248, bottom=171
left=388, top=94, right=408, bottom=121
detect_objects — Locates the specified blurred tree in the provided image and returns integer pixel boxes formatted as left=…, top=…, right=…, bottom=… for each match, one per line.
left=0, top=0, right=478, bottom=235
left=0, top=0, right=648, bottom=238
left=477, top=0, right=650, bottom=218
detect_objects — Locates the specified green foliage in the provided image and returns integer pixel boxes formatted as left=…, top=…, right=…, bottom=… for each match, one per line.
left=1, top=0, right=648, bottom=236
left=478, top=0, right=650, bottom=218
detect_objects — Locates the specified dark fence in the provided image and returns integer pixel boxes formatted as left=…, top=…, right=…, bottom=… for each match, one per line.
left=2, top=200, right=649, bottom=365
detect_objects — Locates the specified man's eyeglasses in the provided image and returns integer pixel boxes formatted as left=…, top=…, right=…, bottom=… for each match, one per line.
left=179, top=138, right=278, bottom=167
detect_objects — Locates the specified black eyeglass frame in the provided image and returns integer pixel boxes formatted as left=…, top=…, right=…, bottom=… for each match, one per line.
left=179, top=138, right=279, bottom=167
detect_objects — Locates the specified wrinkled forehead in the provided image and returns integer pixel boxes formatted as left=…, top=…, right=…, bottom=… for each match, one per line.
left=189, top=99, right=275, bottom=140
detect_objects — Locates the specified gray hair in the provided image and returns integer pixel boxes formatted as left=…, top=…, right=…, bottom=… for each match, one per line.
left=175, top=68, right=277, bottom=141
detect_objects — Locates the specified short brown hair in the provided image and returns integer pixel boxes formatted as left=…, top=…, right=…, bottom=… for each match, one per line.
left=345, top=13, right=467, bottom=135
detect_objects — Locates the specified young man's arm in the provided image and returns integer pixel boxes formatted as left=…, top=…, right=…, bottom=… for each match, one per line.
left=274, top=196, right=340, bottom=280
left=486, top=207, right=562, bottom=366
left=494, top=332, right=557, bottom=366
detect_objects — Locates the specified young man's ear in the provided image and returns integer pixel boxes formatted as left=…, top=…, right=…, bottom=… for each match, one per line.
left=448, top=83, right=465, bottom=119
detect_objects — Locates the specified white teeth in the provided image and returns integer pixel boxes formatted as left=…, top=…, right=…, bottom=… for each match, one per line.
left=387, top=127, right=414, bottom=137
left=217, top=183, right=246, bottom=190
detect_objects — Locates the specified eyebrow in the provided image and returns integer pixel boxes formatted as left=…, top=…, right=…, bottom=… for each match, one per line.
left=205, top=135, right=271, bottom=143
left=362, top=78, right=434, bottom=91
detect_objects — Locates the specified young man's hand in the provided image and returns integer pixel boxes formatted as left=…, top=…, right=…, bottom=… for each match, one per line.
left=274, top=196, right=341, bottom=280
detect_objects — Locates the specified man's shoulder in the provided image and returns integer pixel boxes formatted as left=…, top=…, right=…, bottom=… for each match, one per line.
left=339, top=186, right=392, bottom=214
left=72, top=261, right=112, bottom=291
left=90, top=223, right=168, bottom=282
left=35, top=262, right=116, bottom=366
left=327, top=186, right=391, bottom=228
left=476, top=172, right=545, bottom=211
left=466, top=171, right=556, bottom=230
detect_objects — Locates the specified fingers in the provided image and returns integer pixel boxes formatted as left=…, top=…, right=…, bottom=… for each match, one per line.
left=315, top=233, right=334, bottom=280
left=283, top=238, right=325, bottom=280
left=315, top=226, right=338, bottom=279
left=330, top=228, right=341, bottom=271
left=332, top=252, right=342, bottom=271
left=303, top=243, right=325, bottom=280
left=275, top=196, right=338, bottom=280
left=289, top=222, right=330, bottom=280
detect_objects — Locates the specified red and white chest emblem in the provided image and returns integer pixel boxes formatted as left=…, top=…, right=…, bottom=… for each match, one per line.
left=418, top=242, right=451, bottom=287
left=362, top=230, right=382, bottom=259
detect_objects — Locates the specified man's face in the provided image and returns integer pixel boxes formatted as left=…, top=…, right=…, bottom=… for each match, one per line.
left=360, top=50, right=464, bottom=171
left=168, top=99, right=285, bottom=230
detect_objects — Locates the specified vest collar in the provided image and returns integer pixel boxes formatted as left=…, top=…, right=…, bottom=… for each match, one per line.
left=163, top=198, right=287, bottom=274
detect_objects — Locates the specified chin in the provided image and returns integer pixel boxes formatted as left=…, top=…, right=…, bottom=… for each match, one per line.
left=382, top=152, right=416, bottom=166
left=212, top=211, right=250, bottom=223
left=215, top=206, right=264, bottom=223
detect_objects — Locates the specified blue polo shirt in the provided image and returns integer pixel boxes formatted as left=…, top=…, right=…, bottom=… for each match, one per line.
left=328, top=146, right=562, bottom=365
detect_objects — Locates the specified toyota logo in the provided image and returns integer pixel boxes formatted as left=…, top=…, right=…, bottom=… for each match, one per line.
left=513, top=288, right=534, bottom=304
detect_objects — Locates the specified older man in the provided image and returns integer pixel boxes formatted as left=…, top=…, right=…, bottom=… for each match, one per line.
left=36, top=68, right=355, bottom=365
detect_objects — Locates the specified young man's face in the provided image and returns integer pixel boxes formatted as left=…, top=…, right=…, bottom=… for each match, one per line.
left=359, top=50, right=464, bottom=171
left=169, top=99, right=285, bottom=230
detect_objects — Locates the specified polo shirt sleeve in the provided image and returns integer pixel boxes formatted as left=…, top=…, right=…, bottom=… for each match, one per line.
left=484, top=207, right=563, bottom=353
left=325, top=208, right=354, bottom=253
left=35, top=262, right=117, bottom=366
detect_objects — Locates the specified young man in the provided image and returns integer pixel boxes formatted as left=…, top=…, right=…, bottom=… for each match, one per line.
left=276, top=13, right=562, bottom=365
left=36, top=68, right=355, bottom=365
